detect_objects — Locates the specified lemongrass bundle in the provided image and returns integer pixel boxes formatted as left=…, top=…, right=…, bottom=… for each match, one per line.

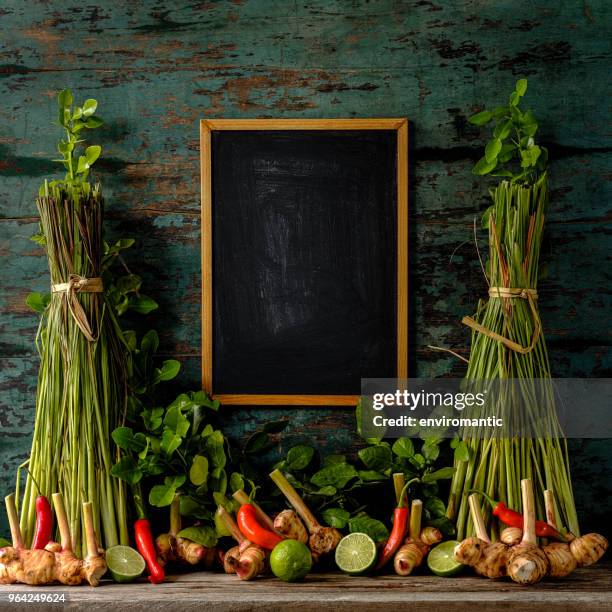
left=18, top=181, right=129, bottom=557
left=448, top=173, right=579, bottom=539
left=16, top=91, right=129, bottom=556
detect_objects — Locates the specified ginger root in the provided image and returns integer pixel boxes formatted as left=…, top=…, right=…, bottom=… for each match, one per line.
left=217, top=506, right=267, bottom=580
left=0, top=496, right=106, bottom=587
left=393, top=499, right=429, bottom=576
left=156, top=495, right=215, bottom=568
left=569, top=533, right=608, bottom=567
left=500, top=527, right=523, bottom=546
left=273, top=510, right=308, bottom=544
left=420, top=526, right=443, bottom=547
left=269, top=470, right=341, bottom=561
left=454, top=495, right=508, bottom=579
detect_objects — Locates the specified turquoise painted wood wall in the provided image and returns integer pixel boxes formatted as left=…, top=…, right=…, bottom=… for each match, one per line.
left=0, top=1, right=610, bottom=536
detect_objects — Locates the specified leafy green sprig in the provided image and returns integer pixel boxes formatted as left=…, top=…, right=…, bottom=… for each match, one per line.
left=469, top=78, right=547, bottom=184
left=54, top=89, right=103, bottom=189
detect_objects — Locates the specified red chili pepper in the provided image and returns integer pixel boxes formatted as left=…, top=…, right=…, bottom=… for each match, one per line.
left=237, top=504, right=284, bottom=550
left=476, top=491, right=566, bottom=541
left=376, top=481, right=413, bottom=570
left=133, top=491, right=165, bottom=584
left=31, top=495, right=53, bottom=550
left=134, top=518, right=165, bottom=584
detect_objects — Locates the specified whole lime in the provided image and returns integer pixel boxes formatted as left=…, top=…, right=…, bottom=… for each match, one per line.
left=270, top=539, right=312, bottom=582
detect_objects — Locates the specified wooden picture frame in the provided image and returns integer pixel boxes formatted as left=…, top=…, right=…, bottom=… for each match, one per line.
left=200, top=118, right=408, bottom=406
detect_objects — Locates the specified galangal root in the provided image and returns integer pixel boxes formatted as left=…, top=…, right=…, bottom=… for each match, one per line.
left=217, top=506, right=266, bottom=580
left=393, top=499, right=443, bottom=576
left=454, top=494, right=508, bottom=579
left=0, top=494, right=106, bottom=587
left=269, top=470, right=341, bottom=561
left=455, top=481, right=608, bottom=585
left=155, top=494, right=216, bottom=568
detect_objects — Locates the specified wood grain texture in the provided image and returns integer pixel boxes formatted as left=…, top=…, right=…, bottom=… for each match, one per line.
left=0, top=0, right=610, bottom=536
left=0, top=566, right=611, bottom=611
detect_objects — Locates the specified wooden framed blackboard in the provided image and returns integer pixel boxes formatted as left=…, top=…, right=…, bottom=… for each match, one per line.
left=200, top=119, right=408, bottom=405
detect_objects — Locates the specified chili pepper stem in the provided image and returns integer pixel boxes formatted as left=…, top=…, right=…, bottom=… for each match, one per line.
left=393, top=473, right=405, bottom=505
left=468, top=493, right=491, bottom=543
left=217, top=506, right=245, bottom=544
left=5, top=494, right=23, bottom=549
left=52, top=492, right=73, bottom=552
left=269, top=469, right=319, bottom=532
left=82, top=502, right=99, bottom=559
left=409, top=499, right=423, bottom=541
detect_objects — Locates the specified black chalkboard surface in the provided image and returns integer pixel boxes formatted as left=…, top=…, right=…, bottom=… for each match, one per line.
left=201, top=119, right=408, bottom=405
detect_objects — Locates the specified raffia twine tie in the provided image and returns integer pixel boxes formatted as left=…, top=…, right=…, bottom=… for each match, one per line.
left=51, top=274, right=103, bottom=342
left=462, top=287, right=541, bottom=355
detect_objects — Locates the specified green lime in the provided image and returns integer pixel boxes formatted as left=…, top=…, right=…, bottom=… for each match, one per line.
left=427, top=540, right=464, bottom=577
left=270, top=539, right=312, bottom=582
left=334, top=533, right=377, bottom=575
left=0, top=538, right=10, bottom=548
left=106, top=545, right=146, bottom=583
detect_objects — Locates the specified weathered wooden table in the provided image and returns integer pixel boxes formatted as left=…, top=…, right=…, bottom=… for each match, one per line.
left=1, top=565, right=611, bottom=611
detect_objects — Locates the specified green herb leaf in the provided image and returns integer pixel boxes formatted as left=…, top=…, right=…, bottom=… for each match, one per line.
left=244, top=431, right=271, bottom=455
left=422, top=442, right=440, bottom=463
left=263, top=419, right=289, bottom=433
left=322, top=454, right=347, bottom=466
left=454, top=440, right=470, bottom=462
left=85, top=145, right=101, bottom=166
left=468, top=110, right=492, bottom=126
left=286, top=445, right=315, bottom=471
left=392, top=437, right=414, bottom=459
left=322, top=507, right=350, bottom=529
left=129, top=295, right=158, bottom=314
left=358, top=444, right=392, bottom=471
left=154, top=359, right=181, bottom=383
left=424, top=496, right=447, bottom=518
left=189, top=455, right=209, bottom=486
left=229, top=472, right=245, bottom=493
left=348, top=517, right=389, bottom=543
left=177, top=525, right=217, bottom=548
left=515, top=78, right=528, bottom=97
left=111, top=456, right=142, bottom=485
left=84, top=116, right=103, bottom=129
left=472, top=156, right=497, bottom=175
left=358, top=470, right=386, bottom=482
left=204, top=430, right=226, bottom=468
left=163, top=405, right=190, bottom=437
left=112, top=427, right=147, bottom=453
left=141, top=407, right=164, bottom=432
left=160, top=429, right=182, bottom=456
left=422, top=467, right=455, bottom=483
left=82, top=99, right=98, bottom=117
left=310, top=463, right=358, bottom=489
left=58, top=89, right=73, bottom=109
left=26, top=292, right=50, bottom=313
left=485, top=138, right=502, bottom=163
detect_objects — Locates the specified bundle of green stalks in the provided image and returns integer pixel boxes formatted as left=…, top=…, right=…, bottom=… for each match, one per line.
left=448, top=175, right=578, bottom=540
left=16, top=91, right=129, bottom=557
left=447, top=80, right=579, bottom=540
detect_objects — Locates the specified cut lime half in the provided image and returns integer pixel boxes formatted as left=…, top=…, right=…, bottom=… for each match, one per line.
left=427, top=540, right=464, bottom=577
left=106, top=545, right=146, bottom=583
left=335, top=532, right=377, bottom=575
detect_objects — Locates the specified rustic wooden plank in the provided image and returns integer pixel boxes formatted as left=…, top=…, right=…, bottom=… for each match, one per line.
left=0, top=566, right=611, bottom=611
